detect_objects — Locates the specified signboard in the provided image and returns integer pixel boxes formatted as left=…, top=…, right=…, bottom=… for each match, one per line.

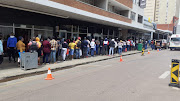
left=139, top=0, right=146, bottom=8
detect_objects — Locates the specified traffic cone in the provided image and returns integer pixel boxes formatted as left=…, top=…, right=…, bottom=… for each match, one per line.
left=148, top=50, right=150, bottom=54
left=45, top=68, right=54, bottom=80
left=120, top=55, right=123, bottom=62
left=157, top=49, right=159, bottom=52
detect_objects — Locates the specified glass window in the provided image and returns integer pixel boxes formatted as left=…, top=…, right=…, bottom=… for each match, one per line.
left=130, top=12, right=136, bottom=21
left=171, top=38, right=180, bottom=41
left=0, top=27, right=13, bottom=40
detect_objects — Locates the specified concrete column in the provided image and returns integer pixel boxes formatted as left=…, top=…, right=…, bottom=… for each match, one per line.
left=151, top=32, right=153, bottom=40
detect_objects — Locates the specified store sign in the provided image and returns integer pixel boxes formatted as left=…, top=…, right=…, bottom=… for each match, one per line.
left=20, top=25, right=26, bottom=28
left=139, top=0, right=146, bottom=8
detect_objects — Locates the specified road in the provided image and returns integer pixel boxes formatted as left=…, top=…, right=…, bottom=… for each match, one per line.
left=0, top=50, right=180, bottom=101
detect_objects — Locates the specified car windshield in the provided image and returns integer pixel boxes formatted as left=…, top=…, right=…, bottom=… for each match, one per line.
left=171, top=38, right=180, bottom=41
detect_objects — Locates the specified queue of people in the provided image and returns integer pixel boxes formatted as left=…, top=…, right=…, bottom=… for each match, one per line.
left=0, top=33, right=144, bottom=65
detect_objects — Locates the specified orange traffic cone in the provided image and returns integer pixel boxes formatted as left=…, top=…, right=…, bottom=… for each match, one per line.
left=120, top=55, right=123, bottom=62
left=148, top=50, right=150, bottom=54
left=157, top=49, right=159, bottom=52
left=45, top=68, right=54, bottom=80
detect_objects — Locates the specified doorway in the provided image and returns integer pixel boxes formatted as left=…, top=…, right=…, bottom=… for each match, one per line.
left=15, top=28, right=31, bottom=51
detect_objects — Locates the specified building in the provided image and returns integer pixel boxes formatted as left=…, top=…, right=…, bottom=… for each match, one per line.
left=144, top=0, right=179, bottom=24
left=0, top=0, right=154, bottom=53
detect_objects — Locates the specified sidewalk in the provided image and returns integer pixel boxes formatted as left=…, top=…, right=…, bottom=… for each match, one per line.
left=0, top=50, right=142, bottom=81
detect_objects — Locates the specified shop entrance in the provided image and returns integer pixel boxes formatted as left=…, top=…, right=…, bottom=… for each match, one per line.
left=15, top=28, right=31, bottom=51
left=79, top=34, right=87, bottom=40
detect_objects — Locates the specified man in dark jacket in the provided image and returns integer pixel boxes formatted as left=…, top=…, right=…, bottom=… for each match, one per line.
left=109, top=39, right=115, bottom=56
left=42, top=37, right=51, bottom=64
left=7, top=33, right=17, bottom=63
left=82, top=37, right=88, bottom=58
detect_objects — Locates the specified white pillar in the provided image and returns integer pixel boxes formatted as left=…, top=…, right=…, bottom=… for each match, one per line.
left=151, top=32, right=153, bottom=40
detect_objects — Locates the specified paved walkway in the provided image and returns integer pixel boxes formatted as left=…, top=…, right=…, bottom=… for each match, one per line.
left=0, top=50, right=143, bottom=80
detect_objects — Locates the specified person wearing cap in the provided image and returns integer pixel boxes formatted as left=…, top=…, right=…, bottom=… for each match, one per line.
left=103, top=38, right=109, bottom=55
left=118, top=40, right=123, bottom=55
left=75, top=37, right=81, bottom=59
left=16, top=36, right=25, bottom=65
left=109, top=39, right=115, bottom=56
left=0, top=34, right=3, bottom=64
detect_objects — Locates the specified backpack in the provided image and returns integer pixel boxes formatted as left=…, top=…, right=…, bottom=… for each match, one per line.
left=29, top=41, right=38, bottom=52
left=77, top=41, right=81, bottom=48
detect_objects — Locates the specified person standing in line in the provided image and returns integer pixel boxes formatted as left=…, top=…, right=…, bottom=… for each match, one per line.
left=126, top=39, right=130, bottom=51
left=42, top=37, right=51, bottom=64
left=69, top=39, right=76, bottom=60
left=123, top=40, right=126, bottom=52
left=90, top=39, right=96, bottom=57
left=75, top=37, right=81, bottom=59
left=114, top=39, right=118, bottom=54
left=62, top=40, right=68, bottom=61
left=103, top=38, right=109, bottom=55
left=0, top=34, right=3, bottom=64
left=16, top=36, right=25, bottom=65
left=28, top=37, right=39, bottom=53
left=118, top=40, right=123, bottom=55
left=95, top=38, right=100, bottom=55
left=56, top=38, right=62, bottom=62
left=82, top=37, right=88, bottom=58
left=99, top=39, right=103, bottom=55
left=109, top=39, right=115, bottom=56
left=36, top=37, right=43, bottom=65
left=86, top=38, right=90, bottom=57
left=49, top=37, right=58, bottom=64
left=7, top=33, right=17, bottom=63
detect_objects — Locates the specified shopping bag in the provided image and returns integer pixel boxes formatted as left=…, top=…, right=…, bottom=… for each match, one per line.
left=80, top=49, right=82, bottom=56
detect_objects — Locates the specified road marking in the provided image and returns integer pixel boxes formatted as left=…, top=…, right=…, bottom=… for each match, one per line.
left=159, top=71, right=170, bottom=79
left=172, top=87, right=180, bottom=90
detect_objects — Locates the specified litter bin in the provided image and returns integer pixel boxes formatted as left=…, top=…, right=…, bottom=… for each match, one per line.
left=138, top=43, right=143, bottom=51
left=20, top=52, right=38, bottom=70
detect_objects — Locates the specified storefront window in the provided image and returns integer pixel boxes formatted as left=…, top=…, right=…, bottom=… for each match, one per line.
left=0, top=27, right=13, bottom=40
left=79, top=26, right=87, bottom=33
left=73, top=25, right=79, bottom=32
left=60, top=25, right=72, bottom=32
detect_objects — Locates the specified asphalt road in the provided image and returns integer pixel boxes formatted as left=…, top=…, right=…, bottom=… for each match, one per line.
left=0, top=49, right=180, bottom=101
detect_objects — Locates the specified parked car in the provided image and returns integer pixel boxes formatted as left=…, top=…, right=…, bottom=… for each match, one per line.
left=155, top=39, right=168, bottom=49
left=169, top=34, right=180, bottom=50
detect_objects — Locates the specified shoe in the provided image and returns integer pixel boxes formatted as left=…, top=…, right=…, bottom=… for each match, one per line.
left=46, top=63, right=50, bottom=65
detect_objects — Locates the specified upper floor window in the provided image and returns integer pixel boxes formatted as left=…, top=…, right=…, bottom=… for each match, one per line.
left=130, top=12, right=136, bottom=21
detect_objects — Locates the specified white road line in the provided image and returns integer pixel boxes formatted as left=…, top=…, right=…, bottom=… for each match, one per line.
left=159, top=71, right=170, bottom=79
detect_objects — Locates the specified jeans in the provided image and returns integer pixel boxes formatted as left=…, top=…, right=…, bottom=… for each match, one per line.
left=104, top=45, right=108, bottom=55
left=100, top=46, right=103, bottom=55
left=62, top=48, right=67, bottom=61
left=123, top=45, right=126, bottom=52
left=43, top=53, right=50, bottom=63
left=76, top=49, right=80, bottom=59
left=70, top=49, right=74, bottom=55
left=127, top=45, right=130, bottom=51
left=87, top=47, right=90, bottom=56
left=109, top=47, right=114, bottom=55
left=8, top=47, right=16, bottom=62
left=118, top=48, right=122, bottom=55
left=83, top=47, right=88, bottom=57
left=50, top=50, right=56, bottom=63
left=91, top=48, right=95, bottom=56
left=96, top=45, right=99, bottom=55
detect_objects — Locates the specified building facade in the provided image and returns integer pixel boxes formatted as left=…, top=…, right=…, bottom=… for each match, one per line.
left=0, top=0, right=154, bottom=49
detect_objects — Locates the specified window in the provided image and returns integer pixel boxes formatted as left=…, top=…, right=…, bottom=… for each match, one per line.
left=130, top=12, right=136, bottom=21
left=138, top=15, right=143, bottom=23
left=78, top=0, right=95, bottom=5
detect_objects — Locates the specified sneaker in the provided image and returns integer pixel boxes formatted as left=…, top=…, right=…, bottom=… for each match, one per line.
left=46, top=63, right=50, bottom=65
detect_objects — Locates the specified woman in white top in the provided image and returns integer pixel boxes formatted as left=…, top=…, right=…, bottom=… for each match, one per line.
left=90, top=39, right=96, bottom=56
left=118, top=40, right=123, bottom=55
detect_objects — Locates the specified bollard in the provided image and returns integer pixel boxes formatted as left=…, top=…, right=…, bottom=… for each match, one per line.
left=169, top=59, right=180, bottom=88
left=141, top=48, right=145, bottom=56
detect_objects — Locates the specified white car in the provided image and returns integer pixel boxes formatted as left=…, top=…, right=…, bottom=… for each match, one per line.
left=169, top=34, right=180, bottom=50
